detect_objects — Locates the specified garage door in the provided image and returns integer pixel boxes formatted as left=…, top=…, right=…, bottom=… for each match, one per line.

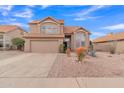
left=31, top=40, right=59, bottom=53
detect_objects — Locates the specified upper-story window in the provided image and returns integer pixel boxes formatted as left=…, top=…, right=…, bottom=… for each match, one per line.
left=40, top=23, right=60, bottom=34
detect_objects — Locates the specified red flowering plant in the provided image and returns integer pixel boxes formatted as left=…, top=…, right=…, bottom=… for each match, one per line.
left=76, top=47, right=87, bottom=62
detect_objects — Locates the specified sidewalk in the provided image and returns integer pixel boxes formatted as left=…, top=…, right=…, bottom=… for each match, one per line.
left=0, top=78, right=124, bottom=88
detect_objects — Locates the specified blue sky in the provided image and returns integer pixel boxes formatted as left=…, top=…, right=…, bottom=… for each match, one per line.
left=0, top=5, right=124, bottom=39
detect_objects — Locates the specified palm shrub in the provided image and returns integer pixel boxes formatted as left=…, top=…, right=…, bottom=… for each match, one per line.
left=89, top=41, right=96, bottom=57
left=59, top=44, right=65, bottom=53
left=76, top=47, right=87, bottom=62
left=11, top=37, right=25, bottom=50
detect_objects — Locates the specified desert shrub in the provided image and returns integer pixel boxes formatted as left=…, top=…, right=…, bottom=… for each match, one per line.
left=76, top=47, right=87, bottom=62
left=109, top=41, right=117, bottom=54
left=59, top=44, right=65, bottom=53
left=109, top=46, right=116, bottom=54
left=11, top=37, right=25, bottom=50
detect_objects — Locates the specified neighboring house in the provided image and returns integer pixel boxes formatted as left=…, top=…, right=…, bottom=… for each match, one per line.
left=0, top=25, right=25, bottom=50
left=24, top=17, right=90, bottom=53
left=93, top=32, right=124, bottom=53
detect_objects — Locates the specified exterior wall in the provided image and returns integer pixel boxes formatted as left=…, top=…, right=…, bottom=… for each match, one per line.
left=93, top=42, right=112, bottom=52
left=73, top=30, right=90, bottom=51
left=29, top=24, right=39, bottom=33
left=116, top=41, right=124, bottom=53
left=93, top=40, right=124, bottom=54
left=29, top=19, right=64, bottom=36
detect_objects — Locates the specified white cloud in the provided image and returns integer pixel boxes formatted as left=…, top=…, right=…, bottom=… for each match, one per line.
left=0, top=5, right=13, bottom=16
left=10, top=22, right=28, bottom=28
left=102, top=23, right=124, bottom=30
left=14, top=8, right=33, bottom=18
left=92, top=32, right=106, bottom=37
left=75, top=5, right=106, bottom=17
left=0, top=5, right=13, bottom=11
left=72, top=5, right=110, bottom=21
left=41, top=5, right=51, bottom=9
left=74, top=16, right=100, bottom=21
left=28, top=5, right=35, bottom=7
left=0, top=18, right=16, bottom=23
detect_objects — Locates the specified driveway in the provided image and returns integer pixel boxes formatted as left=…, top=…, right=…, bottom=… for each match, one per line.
left=0, top=50, right=24, bottom=60
left=0, top=52, right=57, bottom=78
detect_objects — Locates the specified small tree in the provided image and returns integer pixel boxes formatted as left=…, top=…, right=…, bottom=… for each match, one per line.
left=11, top=38, right=25, bottom=50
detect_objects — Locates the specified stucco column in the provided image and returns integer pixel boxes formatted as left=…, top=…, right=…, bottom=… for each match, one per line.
left=85, top=32, right=90, bottom=49
left=73, top=32, right=76, bottom=50
left=24, top=39, right=30, bottom=52
left=71, top=34, right=74, bottom=51
left=3, top=34, right=6, bottom=50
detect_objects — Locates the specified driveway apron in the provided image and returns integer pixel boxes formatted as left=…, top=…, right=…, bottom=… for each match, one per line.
left=0, top=53, right=57, bottom=78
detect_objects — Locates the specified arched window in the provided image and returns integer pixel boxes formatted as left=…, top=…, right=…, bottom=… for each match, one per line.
left=40, top=22, right=60, bottom=34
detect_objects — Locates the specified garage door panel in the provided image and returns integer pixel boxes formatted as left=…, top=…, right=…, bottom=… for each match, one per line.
left=31, top=40, right=59, bottom=53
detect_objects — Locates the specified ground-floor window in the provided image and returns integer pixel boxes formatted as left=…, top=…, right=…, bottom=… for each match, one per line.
left=75, top=32, right=86, bottom=48
left=0, top=41, right=3, bottom=47
left=0, top=35, right=3, bottom=47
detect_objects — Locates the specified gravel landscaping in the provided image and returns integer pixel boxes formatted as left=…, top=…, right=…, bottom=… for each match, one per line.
left=1, top=51, right=124, bottom=78
left=48, top=52, right=124, bottom=78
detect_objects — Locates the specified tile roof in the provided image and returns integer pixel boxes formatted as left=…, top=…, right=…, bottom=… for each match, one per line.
left=64, top=26, right=90, bottom=34
left=0, top=25, right=23, bottom=33
left=29, top=20, right=40, bottom=24
left=64, top=26, right=81, bottom=34
left=58, top=20, right=64, bottom=24
left=29, top=17, right=64, bottom=24
left=93, top=32, right=124, bottom=43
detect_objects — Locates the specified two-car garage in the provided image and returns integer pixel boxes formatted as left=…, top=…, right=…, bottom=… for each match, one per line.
left=30, top=40, right=60, bottom=53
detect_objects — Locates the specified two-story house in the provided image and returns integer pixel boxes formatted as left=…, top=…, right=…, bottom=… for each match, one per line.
left=0, top=25, right=25, bottom=50
left=24, top=17, right=90, bottom=53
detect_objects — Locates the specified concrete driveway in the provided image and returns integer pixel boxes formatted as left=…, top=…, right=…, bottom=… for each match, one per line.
left=0, top=52, right=57, bottom=78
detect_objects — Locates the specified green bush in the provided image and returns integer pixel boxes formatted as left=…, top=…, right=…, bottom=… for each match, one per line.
left=11, top=38, right=25, bottom=50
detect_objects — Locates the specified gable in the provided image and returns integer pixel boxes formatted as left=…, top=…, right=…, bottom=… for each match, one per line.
left=40, top=17, right=60, bottom=24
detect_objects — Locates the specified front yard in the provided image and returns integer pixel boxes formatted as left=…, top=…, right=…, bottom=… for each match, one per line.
left=0, top=51, right=124, bottom=78
left=48, top=52, right=124, bottom=77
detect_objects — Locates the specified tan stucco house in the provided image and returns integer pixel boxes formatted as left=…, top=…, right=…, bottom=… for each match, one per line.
left=24, top=17, right=90, bottom=53
left=0, top=25, right=25, bottom=50
left=93, top=32, right=124, bottom=54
